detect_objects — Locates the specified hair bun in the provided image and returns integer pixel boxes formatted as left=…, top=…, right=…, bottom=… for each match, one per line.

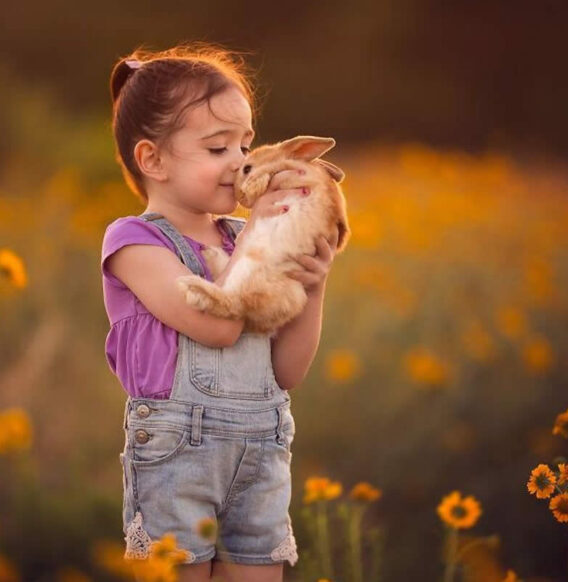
left=110, top=58, right=142, bottom=104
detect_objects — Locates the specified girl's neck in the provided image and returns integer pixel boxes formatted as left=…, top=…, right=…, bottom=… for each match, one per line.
left=144, top=200, right=217, bottom=239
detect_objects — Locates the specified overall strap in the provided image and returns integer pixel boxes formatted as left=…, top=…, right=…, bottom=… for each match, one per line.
left=220, top=216, right=247, bottom=242
left=138, top=212, right=205, bottom=277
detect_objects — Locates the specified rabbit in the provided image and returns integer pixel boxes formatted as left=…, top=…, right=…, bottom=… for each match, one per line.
left=176, top=135, right=350, bottom=334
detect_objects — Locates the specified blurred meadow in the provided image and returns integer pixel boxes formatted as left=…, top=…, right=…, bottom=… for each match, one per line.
left=1, top=1, right=568, bottom=581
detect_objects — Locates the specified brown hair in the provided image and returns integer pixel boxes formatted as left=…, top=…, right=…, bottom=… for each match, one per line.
left=109, top=42, right=258, bottom=202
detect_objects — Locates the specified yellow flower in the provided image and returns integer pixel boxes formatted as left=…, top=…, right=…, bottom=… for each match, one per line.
left=461, top=320, right=496, bottom=362
left=527, top=464, right=556, bottom=499
left=325, top=349, right=362, bottom=382
left=522, top=336, right=554, bottom=374
left=196, top=517, right=217, bottom=542
left=132, top=557, right=177, bottom=582
left=0, top=408, right=33, bottom=454
left=126, top=533, right=191, bottom=582
left=149, top=533, right=191, bottom=564
left=304, top=477, right=343, bottom=504
left=0, top=249, right=27, bottom=289
left=549, top=493, right=568, bottom=523
left=437, top=491, right=482, bottom=530
left=91, top=540, right=133, bottom=578
left=349, top=482, right=382, bottom=502
left=557, top=464, right=568, bottom=486
left=552, top=409, right=568, bottom=438
left=495, top=307, right=527, bottom=340
left=502, top=570, right=519, bottom=582
left=404, top=347, right=450, bottom=387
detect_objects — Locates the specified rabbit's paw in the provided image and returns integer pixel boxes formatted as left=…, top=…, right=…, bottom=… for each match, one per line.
left=176, top=275, right=236, bottom=317
left=176, top=275, right=211, bottom=310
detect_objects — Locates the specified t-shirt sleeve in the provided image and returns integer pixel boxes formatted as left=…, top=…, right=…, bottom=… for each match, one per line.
left=101, top=216, right=177, bottom=287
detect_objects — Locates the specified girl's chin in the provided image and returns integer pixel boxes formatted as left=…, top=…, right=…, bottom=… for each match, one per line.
left=217, top=199, right=239, bottom=214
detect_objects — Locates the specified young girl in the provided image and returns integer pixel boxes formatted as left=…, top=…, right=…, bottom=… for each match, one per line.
left=102, top=44, right=339, bottom=582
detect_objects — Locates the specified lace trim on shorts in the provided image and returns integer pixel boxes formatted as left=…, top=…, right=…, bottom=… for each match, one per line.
left=270, top=515, right=298, bottom=566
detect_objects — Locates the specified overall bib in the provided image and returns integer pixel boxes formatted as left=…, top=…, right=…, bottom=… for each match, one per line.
left=119, top=213, right=298, bottom=566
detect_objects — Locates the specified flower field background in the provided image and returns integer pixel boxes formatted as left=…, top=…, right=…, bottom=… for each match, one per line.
left=1, top=77, right=568, bottom=581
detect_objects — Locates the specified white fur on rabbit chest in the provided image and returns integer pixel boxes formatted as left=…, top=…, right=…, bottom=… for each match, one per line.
left=228, top=200, right=320, bottom=288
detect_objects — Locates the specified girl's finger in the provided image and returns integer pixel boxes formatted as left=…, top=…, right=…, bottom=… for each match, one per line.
left=330, top=227, right=339, bottom=247
left=315, top=235, right=333, bottom=262
left=295, top=254, right=321, bottom=271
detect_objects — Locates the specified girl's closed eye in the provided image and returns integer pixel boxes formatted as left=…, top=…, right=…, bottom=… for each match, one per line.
left=208, top=146, right=251, bottom=155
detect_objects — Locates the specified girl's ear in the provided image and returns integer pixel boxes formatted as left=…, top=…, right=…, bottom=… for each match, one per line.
left=314, top=159, right=345, bottom=183
left=278, top=136, right=336, bottom=161
left=134, top=139, right=167, bottom=182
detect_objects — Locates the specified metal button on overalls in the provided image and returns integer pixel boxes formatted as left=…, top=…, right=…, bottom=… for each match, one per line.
left=136, top=404, right=150, bottom=418
left=135, top=429, right=150, bottom=444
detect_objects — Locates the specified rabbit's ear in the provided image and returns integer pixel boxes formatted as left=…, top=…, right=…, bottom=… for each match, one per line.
left=278, top=136, right=336, bottom=161
left=314, top=159, right=345, bottom=183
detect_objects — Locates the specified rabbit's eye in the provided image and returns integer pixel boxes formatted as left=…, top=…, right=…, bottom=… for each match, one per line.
left=242, top=165, right=252, bottom=175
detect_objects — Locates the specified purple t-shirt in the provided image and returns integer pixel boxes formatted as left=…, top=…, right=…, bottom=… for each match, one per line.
left=101, top=215, right=236, bottom=399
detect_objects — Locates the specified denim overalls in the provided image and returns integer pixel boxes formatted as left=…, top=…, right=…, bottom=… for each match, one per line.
left=119, top=212, right=298, bottom=567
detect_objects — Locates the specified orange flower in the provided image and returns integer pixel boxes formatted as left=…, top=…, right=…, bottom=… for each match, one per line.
left=495, top=307, right=527, bottom=340
left=552, top=409, right=568, bottom=438
left=404, top=347, right=450, bottom=387
left=196, top=517, right=217, bottom=542
left=522, top=336, right=554, bottom=374
left=149, top=533, right=191, bottom=563
left=461, top=320, right=496, bottom=362
left=0, top=408, right=33, bottom=454
left=0, top=248, right=27, bottom=289
left=325, top=349, right=362, bottom=382
left=304, top=477, right=343, bottom=504
left=557, top=464, right=568, bottom=485
left=549, top=493, right=568, bottom=523
left=437, top=491, right=482, bottom=529
left=527, top=464, right=556, bottom=499
left=91, top=540, right=133, bottom=578
left=349, top=482, right=382, bottom=502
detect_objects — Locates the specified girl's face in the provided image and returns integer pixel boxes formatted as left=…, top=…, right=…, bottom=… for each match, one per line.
left=159, top=86, right=254, bottom=214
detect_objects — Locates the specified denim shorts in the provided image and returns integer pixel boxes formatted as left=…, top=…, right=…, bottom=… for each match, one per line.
left=120, top=399, right=297, bottom=566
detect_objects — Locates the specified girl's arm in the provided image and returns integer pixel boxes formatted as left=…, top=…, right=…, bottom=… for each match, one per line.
left=271, top=232, right=339, bottom=390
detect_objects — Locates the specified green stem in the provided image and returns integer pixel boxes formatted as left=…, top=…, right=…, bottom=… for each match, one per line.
left=443, top=528, right=459, bottom=582
left=316, top=500, right=334, bottom=579
left=348, top=504, right=364, bottom=582
left=366, top=526, right=384, bottom=582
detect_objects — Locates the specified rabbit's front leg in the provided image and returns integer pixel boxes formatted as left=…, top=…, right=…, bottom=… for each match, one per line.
left=176, top=275, right=240, bottom=319
left=202, top=247, right=230, bottom=280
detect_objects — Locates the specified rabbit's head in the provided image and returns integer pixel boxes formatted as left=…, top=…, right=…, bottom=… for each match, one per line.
left=234, top=136, right=343, bottom=208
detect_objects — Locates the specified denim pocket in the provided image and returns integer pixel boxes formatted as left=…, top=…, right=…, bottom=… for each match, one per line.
left=129, top=423, right=190, bottom=467
left=276, top=407, right=296, bottom=454
left=119, top=452, right=134, bottom=533
left=190, top=333, right=274, bottom=400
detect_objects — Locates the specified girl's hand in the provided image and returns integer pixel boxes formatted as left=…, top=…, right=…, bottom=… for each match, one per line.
left=239, top=169, right=310, bottom=239
left=286, top=228, right=340, bottom=294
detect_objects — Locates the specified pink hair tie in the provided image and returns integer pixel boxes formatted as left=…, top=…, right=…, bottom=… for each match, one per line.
left=125, top=59, right=142, bottom=70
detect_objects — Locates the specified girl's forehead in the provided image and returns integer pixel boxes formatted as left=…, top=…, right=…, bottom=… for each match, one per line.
left=186, top=88, right=253, bottom=136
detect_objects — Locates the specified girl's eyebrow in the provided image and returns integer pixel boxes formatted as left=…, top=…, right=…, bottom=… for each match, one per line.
left=200, top=128, right=255, bottom=140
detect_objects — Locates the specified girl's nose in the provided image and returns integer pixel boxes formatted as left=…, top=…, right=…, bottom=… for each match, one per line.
left=229, top=153, right=245, bottom=172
